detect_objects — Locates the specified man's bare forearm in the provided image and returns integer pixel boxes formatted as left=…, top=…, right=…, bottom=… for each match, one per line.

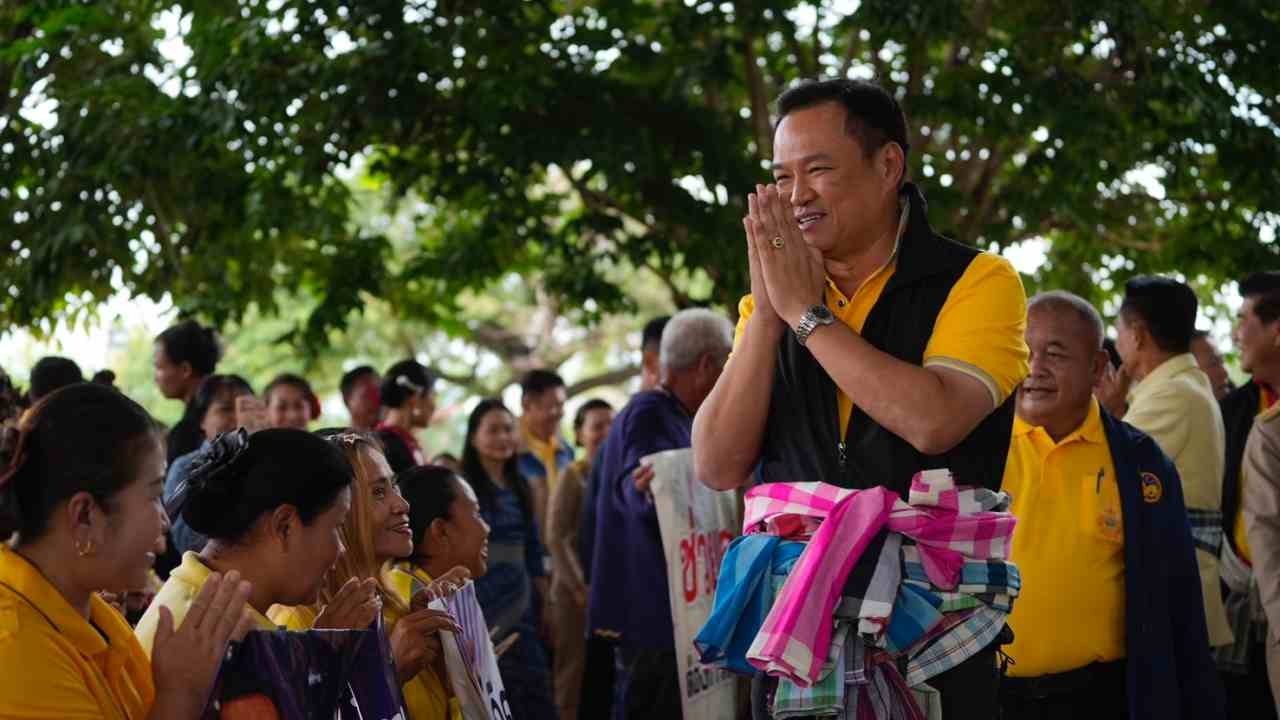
left=693, top=313, right=783, bottom=489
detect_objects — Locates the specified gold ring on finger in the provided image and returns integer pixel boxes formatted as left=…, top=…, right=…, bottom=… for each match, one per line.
left=771, top=236, right=785, bottom=249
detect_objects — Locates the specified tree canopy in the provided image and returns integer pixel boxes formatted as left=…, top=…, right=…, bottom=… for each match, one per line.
left=3, top=0, right=1278, bottom=351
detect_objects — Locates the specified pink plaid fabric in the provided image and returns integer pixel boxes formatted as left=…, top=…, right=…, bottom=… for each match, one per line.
left=744, top=469, right=1017, bottom=686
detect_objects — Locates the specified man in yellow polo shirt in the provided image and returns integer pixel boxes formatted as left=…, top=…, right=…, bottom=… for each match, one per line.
left=693, top=77, right=1027, bottom=717
left=1000, top=291, right=1223, bottom=718
left=517, top=368, right=574, bottom=543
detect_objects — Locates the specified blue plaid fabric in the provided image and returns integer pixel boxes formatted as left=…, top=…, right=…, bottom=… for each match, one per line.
left=902, top=606, right=1008, bottom=687
left=901, top=545, right=1021, bottom=597
left=1187, top=508, right=1224, bottom=557
left=696, top=535, right=804, bottom=675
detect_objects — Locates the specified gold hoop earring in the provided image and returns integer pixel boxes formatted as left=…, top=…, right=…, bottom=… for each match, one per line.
left=75, top=539, right=95, bottom=558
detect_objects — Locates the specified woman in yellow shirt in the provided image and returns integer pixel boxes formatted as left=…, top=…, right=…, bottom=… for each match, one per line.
left=0, top=383, right=253, bottom=719
left=396, top=464, right=495, bottom=719
left=268, top=432, right=463, bottom=720
left=135, top=427, right=355, bottom=654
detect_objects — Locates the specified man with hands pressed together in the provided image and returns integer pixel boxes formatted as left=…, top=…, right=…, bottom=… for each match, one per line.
left=692, top=79, right=1029, bottom=717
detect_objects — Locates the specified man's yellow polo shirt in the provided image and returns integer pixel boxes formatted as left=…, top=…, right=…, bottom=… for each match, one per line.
left=1001, top=399, right=1126, bottom=677
left=134, top=552, right=277, bottom=657
left=0, top=546, right=154, bottom=719
left=734, top=249, right=1029, bottom=436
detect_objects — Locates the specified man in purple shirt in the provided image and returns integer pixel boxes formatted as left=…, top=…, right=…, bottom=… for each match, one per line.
left=589, top=308, right=734, bottom=719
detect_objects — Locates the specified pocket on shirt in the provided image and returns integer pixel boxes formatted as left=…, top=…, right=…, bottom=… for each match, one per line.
left=1080, top=472, right=1124, bottom=543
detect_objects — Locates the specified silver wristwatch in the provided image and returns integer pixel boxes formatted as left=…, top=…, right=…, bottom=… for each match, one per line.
left=794, top=304, right=835, bottom=346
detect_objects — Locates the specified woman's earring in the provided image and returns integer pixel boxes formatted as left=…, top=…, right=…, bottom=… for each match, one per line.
left=75, top=539, right=96, bottom=557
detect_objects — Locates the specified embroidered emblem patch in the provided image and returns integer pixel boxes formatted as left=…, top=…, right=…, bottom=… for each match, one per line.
left=1141, top=472, right=1163, bottom=504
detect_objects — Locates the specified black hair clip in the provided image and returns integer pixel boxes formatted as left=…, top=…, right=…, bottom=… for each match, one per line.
left=164, top=427, right=251, bottom=523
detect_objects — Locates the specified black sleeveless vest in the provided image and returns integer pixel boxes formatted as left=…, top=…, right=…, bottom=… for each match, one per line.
left=758, top=183, right=1016, bottom=498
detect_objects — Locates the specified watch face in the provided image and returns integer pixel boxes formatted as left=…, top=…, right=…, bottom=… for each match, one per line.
left=812, top=305, right=835, bottom=322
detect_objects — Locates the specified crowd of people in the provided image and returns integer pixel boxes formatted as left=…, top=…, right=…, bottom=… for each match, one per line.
left=0, top=76, right=1277, bottom=720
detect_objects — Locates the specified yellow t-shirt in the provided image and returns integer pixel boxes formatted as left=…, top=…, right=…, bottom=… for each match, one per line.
left=0, top=546, right=155, bottom=719
left=390, top=565, right=463, bottom=720
left=734, top=251, right=1029, bottom=436
left=1001, top=399, right=1126, bottom=677
left=1234, top=390, right=1276, bottom=564
left=268, top=603, right=318, bottom=630
left=134, top=552, right=277, bottom=657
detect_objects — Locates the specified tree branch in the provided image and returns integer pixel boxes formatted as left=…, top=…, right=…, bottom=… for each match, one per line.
left=566, top=365, right=640, bottom=397
left=741, top=28, right=773, bottom=161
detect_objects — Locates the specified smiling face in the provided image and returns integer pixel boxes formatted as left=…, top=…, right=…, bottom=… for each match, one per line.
left=267, top=385, right=312, bottom=431
left=576, top=407, right=615, bottom=459
left=1234, top=296, right=1280, bottom=377
left=771, top=102, right=904, bottom=259
left=473, top=408, right=518, bottom=465
left=522, top=387, right=566, bottom=442
left=422, top=477, right=490, bottom=579
left=95, top=439, right=169, bottom=591
left=1019, top=305, right=1107, bottom=440
left=361, top=448, right=413, bottom=561
left=201, top=388, right=252, bottom=441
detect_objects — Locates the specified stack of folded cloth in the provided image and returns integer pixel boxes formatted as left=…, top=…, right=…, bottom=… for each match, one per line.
left=695, top=469, right=1020, bottom=719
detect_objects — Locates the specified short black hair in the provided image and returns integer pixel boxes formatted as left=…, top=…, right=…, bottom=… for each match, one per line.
left=189, top=374, right=255, bottom=425
left=776, top=79, right=911, bottom=165
left=180, top=428, right=353, bottom=541
left=573, top=398, right=614, bottom=435
left=0, top=383, right=157, bottom=541
left=397, top=464, right=465, bottom=556
left=29, top=356, right=84, bottom=403
left=1120, top=276, right=1198, bottom=355
left=155, top=320, right=222, bottom=376
left=91, top=370, right=116, bottom=386
left=380, top=360, right=433, bottom=409
left=520, top=369, right=566, bottom=399
left=1241, top=272, right=1280, bottom=325
left=642, top=316, right=670, bottom=353
left=339, top=365, right=378, bottom=401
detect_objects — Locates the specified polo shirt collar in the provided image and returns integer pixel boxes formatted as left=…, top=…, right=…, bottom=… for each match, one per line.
left=172, top=552, right=275, bottom=628
left=520, top=417, right=570, bottom=457
left=0, top=546, right=130, bottom=657
left=1128, top=353, right=1198, bottom=404
left=1013, top=398, right=1106, bottom=445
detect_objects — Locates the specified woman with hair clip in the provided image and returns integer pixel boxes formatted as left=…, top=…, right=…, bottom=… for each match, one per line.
left=376, top=359, right=436, bottom=473
left=0, top=383, right=254, bottom=719
left=135, top=427, right=358, bottom=654
left=268, top=432, right=465, bottom=720
left=459, top=399, right=558, bottom=720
